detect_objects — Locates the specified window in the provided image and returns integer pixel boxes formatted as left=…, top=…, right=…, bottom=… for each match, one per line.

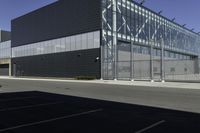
left=55, top=39, right=61, bottom=53
left=75, top=35, right=82, bottom=50
left=88, top=32, right=94, bottom=49
left=65, top=37, right=71, bottom=51
left=50, top=40, right=56, bottom=53
left=71, top=36, right=76, bottom=51
left=60, top=38, right=66, bottom=52
left=82, top=34, right=87, bottom=49
left=0, top=41, right=11, bottom=58
left=11, top=31, right=100, bottom=58
left=46, top=41, right=51, bottom=54
left=94, top=31, right=100, bottom=48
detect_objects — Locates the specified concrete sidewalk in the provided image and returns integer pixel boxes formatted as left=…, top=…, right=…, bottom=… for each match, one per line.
left=0, top=76, right=200, bottom=90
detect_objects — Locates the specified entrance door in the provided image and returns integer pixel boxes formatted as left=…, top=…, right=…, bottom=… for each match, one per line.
left=0, top=64, right=9, bottom=76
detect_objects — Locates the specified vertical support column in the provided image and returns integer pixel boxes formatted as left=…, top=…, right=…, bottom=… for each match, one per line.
left=150, top=44, right=154, bottom=82
left=100, top=41, right=104, bottom=80
left=9, top=59, right=12, bottom=77
left=130, top=41, right=134, bottom=81
left=194, top=57, right=199, bottom=74
left=14, top=63, right=17, bottom=77
left=170, top=29, right=172, bottom=48
left=112, top=0, right=117, bottom=80
left=0, top=31, right=1, bottom=42
left=161, top=38, right=165, bottom=82
left=149, top=17, right=154, bottom=82
left=131, top=1, right=135, bottom=81
left=10, top=45, right=12, bottom=77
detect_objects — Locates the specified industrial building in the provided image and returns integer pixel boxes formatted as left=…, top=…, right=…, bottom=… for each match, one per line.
left=8, top=0, right=200, bottom=81
left=0, top=30, right=11, bottom=76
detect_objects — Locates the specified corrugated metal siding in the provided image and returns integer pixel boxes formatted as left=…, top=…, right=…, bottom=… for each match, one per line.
left=11, top=0, right=101, bottom=47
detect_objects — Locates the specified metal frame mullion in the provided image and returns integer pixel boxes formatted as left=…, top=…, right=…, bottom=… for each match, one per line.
left=130, top=2, right=134, bottom=81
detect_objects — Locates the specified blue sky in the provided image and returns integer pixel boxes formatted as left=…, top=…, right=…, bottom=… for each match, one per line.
left=0, top=0, right=200, bottom=32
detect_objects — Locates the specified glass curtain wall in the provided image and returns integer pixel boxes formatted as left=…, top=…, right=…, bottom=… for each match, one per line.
left=12, top=31, right=100, bottom=58
left=0, top=41, right=11, bottom=59
left=101, top=0, right=200, bottom=80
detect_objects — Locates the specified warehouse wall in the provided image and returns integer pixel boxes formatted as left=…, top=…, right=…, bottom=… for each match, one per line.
left=12, top=48, right=101, bottom=78
left=11, top=0, right=101, bottom=47
left=11, top=0, right=102, bottom=78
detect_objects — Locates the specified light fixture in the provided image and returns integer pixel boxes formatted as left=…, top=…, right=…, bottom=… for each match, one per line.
left=140, top=0, right=145, bottom=5
left=182, top=24, right=186, bottom=27
left=158, top=10, right=163, bottom=14
left=95, top=57, right=100, bottom=62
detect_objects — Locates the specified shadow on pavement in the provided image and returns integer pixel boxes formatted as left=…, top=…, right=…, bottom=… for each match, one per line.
left=0, top=91, right=199, bottom=133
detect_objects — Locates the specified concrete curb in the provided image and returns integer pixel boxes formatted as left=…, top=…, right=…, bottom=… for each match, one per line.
left=0, top=76, right=200, bottom=90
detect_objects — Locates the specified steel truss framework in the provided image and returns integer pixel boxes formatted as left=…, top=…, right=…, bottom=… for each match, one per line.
left=101, top=0, right=200, bottom=80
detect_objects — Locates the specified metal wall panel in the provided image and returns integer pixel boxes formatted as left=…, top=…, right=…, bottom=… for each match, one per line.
left=0, top=31, right=11, bottom=43
left=12, top=0, right=101, bottom=47
left=11, top=48, right=100, bottom=78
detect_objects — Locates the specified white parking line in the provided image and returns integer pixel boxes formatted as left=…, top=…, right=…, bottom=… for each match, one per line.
left=135, top=120, right=166, bottom=133
left=0, top=108, right=103, bottom=132
left=0, top=101, right=65, bottom=112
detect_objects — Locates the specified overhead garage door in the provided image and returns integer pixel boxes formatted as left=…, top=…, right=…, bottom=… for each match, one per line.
left=0, top=64, right=9, bottom=76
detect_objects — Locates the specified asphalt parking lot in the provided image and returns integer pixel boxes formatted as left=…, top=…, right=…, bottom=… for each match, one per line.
left=0, top=91, right=199, bottom=133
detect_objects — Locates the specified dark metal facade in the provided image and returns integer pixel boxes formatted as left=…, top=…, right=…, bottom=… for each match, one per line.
left=12, top=48, right=100, bottom=78
left=11, top=0, right=101, bottom=47
left=0, top=30, right=11, bottom=43
left=11, top=0, right=102, bottom=78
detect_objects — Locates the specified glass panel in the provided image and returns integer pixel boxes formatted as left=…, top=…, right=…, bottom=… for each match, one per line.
left=60, top=38, right=66, bottom=52
left=65, top=37, right=71, bottom=51
left=10, top=31, right=100, bottom=58
left=87, top=32, right=94, bottom=49
left=94, top=31, right=100, bottom=48
left=71, top=36, right=76, bottom=51
left=75, top=34, right=82, bottom=50
left=55, top=39, right=61, bottom=53
left=82, top=33, right=87, bottom=49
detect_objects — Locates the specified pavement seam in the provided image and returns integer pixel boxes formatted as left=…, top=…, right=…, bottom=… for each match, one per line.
left=0, top=108, right=103, bottom=132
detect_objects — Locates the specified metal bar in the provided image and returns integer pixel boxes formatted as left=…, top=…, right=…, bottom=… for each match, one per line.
left=130, top=1, right=134, bottom=81
left=100, top=30, right=104, bottom=80
left=149, top=13, right=154, bottom=82
left=130, top=41, right=134, bottom=81
left=161, top=38, right=165, bottom=82
left=113, top=0, right=117, bottom=80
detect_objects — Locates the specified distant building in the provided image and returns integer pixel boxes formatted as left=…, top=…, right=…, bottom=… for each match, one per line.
left=0, top=30, right=11, bottom=76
